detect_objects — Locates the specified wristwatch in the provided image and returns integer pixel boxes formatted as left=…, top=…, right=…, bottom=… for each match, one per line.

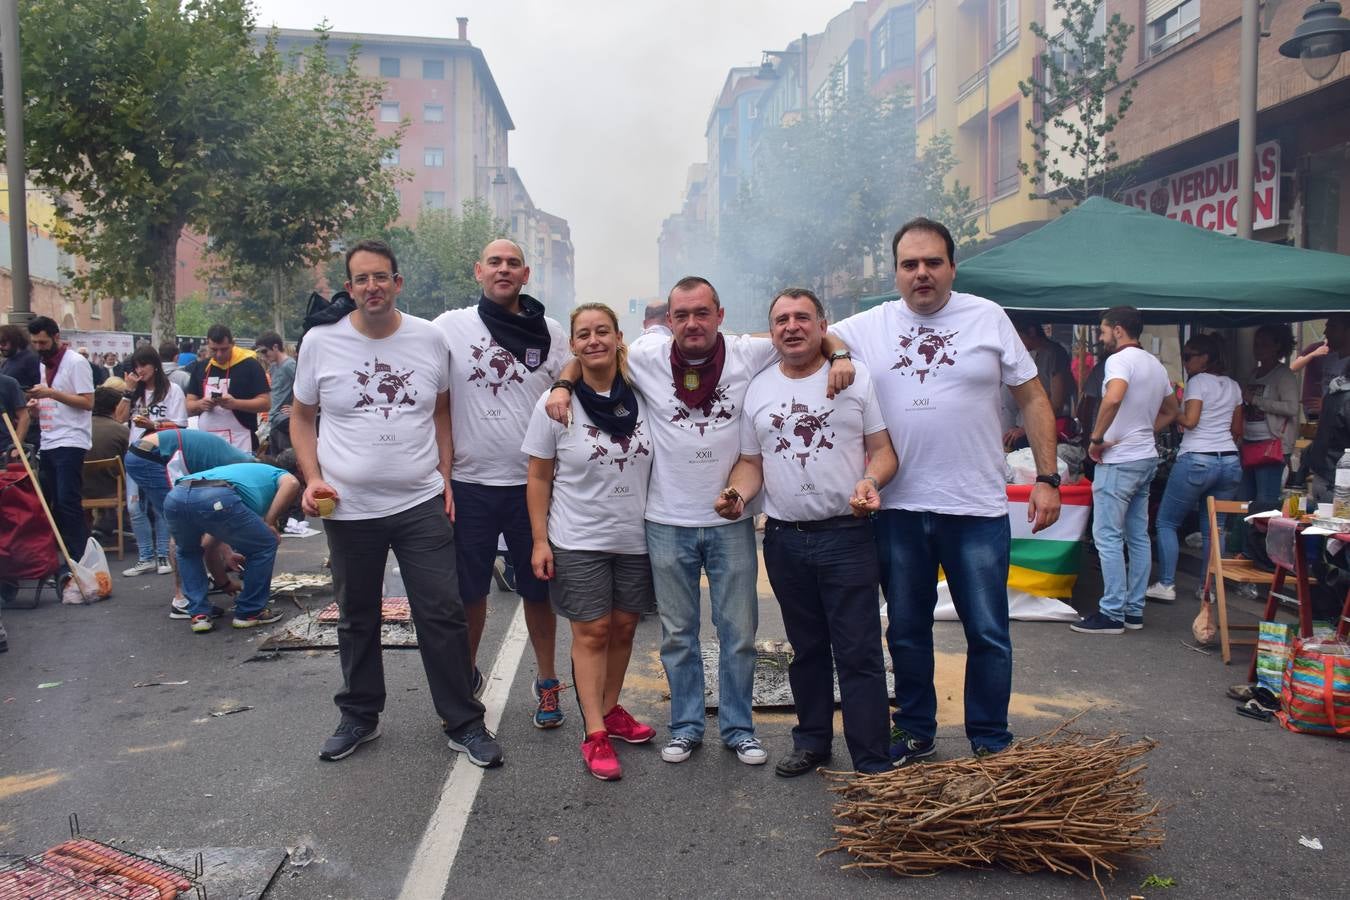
left=551, top=378, right=575, bottom=393
left=828, top=350, right=851, bottom=362
left=1036, top=473, right=1062, bottom=489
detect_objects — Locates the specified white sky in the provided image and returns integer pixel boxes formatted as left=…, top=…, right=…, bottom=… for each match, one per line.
left=250, top=0, right=838, bottom=306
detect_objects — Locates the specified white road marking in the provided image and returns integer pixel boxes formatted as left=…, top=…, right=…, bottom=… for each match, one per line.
left=397, top=603, right=530, bottom=900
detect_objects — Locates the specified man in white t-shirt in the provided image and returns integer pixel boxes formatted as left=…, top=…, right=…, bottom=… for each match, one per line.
left=718, top=288, right=896, bottom=777
left=642, top=301, right=671, bottom=338
left=546, top=276, right=855, bottom=766
left=26, top=316, right=94, bottom=573
left=291, top=239, right=501, bottom=769
left=433, top=238, right=567, bottom=730
left=829, top=218, right=1061, bottom=765
left=1078, top=306, right=1176, bottom=635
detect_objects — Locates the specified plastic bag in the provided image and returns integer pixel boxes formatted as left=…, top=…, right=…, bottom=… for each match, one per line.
left=1278, top=637, right=1350, bottom=737
left=63, top=537, right=113, bottom=604
left=1005, top=448, right=1069, bottom=485
left=1192, top=601, right=1217, bottom=644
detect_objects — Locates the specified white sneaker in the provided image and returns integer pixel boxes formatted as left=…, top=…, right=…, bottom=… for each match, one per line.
left=661, top=736, right=700, bottom=763
left=122, top=559, right=157, bottom=577
left=156, top=557, right=173, bottom=575
left=732, top=737, right=768, bottom=765
left=1144, top=581, right=1176, bottom=601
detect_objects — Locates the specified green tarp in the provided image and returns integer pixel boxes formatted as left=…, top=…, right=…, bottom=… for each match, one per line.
left=860, top=196, right=1350, bottom=325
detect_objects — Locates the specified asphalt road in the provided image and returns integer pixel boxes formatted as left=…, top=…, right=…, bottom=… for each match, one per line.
left=2, top=523, right=1346, bottom=899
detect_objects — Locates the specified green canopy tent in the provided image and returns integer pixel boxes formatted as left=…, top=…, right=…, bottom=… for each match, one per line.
left=860, top=196, right=1350, bottom=326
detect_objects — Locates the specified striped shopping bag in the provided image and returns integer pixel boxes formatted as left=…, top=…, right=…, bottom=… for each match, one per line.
left=1278, top=638, right=1350, bottom=738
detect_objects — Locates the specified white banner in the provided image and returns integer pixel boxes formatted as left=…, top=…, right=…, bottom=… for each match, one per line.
left=1122, top=140, right=1280, bottom=235
left=62, top=330, right=137, bottom=360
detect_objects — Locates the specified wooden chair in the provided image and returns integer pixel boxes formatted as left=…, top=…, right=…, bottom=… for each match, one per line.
left=81, top=456, right=125, bottom=560
left=1203, top=496, right=1315, bottom=666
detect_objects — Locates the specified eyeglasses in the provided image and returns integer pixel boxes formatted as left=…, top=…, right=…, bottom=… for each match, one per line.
left=351, top=273, right=396, bottom=287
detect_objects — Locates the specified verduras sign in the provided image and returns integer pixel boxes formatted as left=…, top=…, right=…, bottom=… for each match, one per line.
left=1122, top=141, right=1280, bottom=234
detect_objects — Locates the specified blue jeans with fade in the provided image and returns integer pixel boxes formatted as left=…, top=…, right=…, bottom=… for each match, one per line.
left=645, top=518, right=759, bottom=746
left=163, top=484, right=276, bottom=618
left=124, top=450, right=172, bottom=561
left=874, top=509, right=1014, bottom=754
left=1092, top=457, right=1159, bottom=621
left=1154, top=452, right=1242, bottom=587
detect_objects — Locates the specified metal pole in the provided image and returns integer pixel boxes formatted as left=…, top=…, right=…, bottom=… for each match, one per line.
left=1236, top=0, right=1261, bottom=240
left=1, top=0, right=32, bottom=323
left=801, top=32, right=808, bottom=116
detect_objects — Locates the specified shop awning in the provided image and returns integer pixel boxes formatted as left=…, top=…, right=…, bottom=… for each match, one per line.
left=860, top=197, right=1350, bottom=325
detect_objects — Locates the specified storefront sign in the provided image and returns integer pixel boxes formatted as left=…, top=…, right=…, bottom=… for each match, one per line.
left=1122, top=141, right=1280, bottom=234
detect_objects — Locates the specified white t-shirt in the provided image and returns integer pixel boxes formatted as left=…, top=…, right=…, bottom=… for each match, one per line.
left=520, top=392, right=654, bottom=554
left=433, top=306, right=566, bottom=486
left=1179, top=373, right=1241, bottom=455
left=293, top=313, right=449, bottom=520
left=626, top=331, right=778, bottom=527
left=1100, top=346, right=1171, bottom=464
left=831, top=293, right=1038, bottom=517
left=37, top=351, right=94, bottom=450
left=741, top=362, right=888, bottom=522
left=128, top=382, right=188, bottom=444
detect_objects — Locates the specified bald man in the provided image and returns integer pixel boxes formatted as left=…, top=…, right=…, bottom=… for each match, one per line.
left=433, top=239, right=567, bottom=730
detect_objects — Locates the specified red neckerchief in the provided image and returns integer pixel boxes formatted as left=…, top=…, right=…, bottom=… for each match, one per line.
left=42, top=346, right=68, bottom=387
left=670, top=333, right=726, bottom=414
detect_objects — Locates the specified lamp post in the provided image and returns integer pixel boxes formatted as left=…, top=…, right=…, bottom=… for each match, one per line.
left=1, top=0, right=32, bottom=325
left=1236, top=1, right=1349, bottom=240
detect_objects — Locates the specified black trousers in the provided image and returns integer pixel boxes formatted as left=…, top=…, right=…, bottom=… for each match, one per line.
left=325, top=495, right=484, bottom=735
left=266, top=420, right=304, bottom=523
left=763, top=518, right=891, bottom=773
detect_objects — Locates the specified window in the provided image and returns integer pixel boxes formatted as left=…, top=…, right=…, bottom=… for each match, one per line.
left=1049, top=7, right=1105, bottom=76
left=919, top=45, right=937, bottom=113
left=994, top=0, right=1019, bottom=55
left=379, top=102, right=400, bottom=122
left=422, top=59, right=444, bottom=80
left=1147, top=0, right=1199, bottom=58
left=423, top=191, right=446, bottom=209
left=381, top=148, right=399, bottom=167
left=423, top=104, right=444, bottom=123
left=871, top=7, right=915, bottom=80
left=379, top=57, right=400, bottom=78
left=994, top=105, right=1020, bottom=197
left=424, top=147, right=444, bottom=167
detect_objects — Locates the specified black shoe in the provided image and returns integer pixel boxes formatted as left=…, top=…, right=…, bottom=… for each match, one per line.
left=169, top=600, right=225, bottom=620
left=775, top=748, right=831, bottom=777
left=447, top=723, right=503, bottom=768
left=319, top=720, right=381, bottom=761
left=472, top=666, right=485, bottom=700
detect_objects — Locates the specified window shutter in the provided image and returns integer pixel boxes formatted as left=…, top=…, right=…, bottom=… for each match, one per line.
left=1145, top=0, right=1184, bottom=22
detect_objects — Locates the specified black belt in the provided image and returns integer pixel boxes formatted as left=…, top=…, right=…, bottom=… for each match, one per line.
left=183, top=479, right=232, bottom=489
left=1190, top=451, right=1238, bottom=457
left=765, top=515, right=868, bottom=532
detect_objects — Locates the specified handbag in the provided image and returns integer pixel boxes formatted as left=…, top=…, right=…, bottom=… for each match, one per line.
left=1241, top=437, right=1284, bottom=468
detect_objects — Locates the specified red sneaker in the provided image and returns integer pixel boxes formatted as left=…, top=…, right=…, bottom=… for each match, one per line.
left=603, top=704, right=656, bottom=744
left=582, top=731, right=621, bottom=781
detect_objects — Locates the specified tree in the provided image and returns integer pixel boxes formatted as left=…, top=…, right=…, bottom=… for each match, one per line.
left=204, top=27, right=404, bottom=337
left=1018, top=0, right=1137, bottom=208
left=13, top=0, right=269, bottom=344
left=916, top=133, right=982, bottom=256
left=120, top=291, right=216, bottom=337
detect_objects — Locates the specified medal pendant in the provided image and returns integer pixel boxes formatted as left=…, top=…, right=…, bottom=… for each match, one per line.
left=683, top=369, right=700, bottom=391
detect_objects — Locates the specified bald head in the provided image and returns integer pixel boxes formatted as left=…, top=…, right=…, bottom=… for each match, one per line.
left=475, top=237, right=531, bottom=308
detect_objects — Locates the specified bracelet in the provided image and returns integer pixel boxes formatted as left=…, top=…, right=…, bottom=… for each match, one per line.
left=552, top=379, right=575, bottom=393
left=1089, top=437, right=1104, bottom=445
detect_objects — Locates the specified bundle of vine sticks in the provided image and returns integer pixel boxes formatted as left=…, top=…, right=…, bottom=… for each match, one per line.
left=821, top=722, right=1164, bottom=892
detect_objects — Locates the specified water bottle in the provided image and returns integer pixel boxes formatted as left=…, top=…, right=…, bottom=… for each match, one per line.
left=1333, top=450, right=1350, bottom=519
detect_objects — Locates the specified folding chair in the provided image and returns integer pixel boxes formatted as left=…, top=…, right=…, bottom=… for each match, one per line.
left=81, top=457, right=126, bottom=560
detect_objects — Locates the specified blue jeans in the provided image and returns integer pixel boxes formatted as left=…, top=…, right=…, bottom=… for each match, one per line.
left=1154, top=452, right=1242, bottom=587
left=163, top=484, right=276, bottom=618
left=763, top=518, right=890, bottom=773
left=874, top=509, right=1013, bottom=753
left=1092, top=457, right=1159, bottom=621
left=1241, top=455, right=1287, bottom=507
left=645, top=518, right=758, bottom=745
left=124, top=451, right=171, bottom=561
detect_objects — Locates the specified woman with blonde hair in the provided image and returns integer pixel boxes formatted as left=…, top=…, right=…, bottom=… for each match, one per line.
left=522, top=302, right=656, bottom=780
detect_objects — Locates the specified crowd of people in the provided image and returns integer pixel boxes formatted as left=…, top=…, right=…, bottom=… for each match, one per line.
left=4, top=214, right=1347, bottom=782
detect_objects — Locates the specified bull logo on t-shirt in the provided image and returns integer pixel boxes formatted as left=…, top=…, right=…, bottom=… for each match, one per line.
left=583, top=423, right=651, bottom=472
left=769, top=399, right=836, bottom=468
left=893, top=324, right=959, bottom=383
left=468, top=339, right=527, bottom=395
left=670, top=384, right=734, bottom=436
left=353, top=357, right=417, bottom=419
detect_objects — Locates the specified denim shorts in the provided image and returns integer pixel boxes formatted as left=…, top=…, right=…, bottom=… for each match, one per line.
left=549, top=547, right=655, bottom=622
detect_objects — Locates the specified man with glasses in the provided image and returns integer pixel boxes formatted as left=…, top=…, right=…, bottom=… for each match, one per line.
left=292, top=239, right=501, bottom=767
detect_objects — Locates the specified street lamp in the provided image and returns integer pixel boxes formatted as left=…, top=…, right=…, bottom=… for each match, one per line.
left=1278, top=2, right=1350, bottom=81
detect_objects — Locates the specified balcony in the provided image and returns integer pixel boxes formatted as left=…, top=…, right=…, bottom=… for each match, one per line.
left=957, top=67, right=987, bottom=100
left=993, top=171, right=1020, bottom=199
left=956, top=78, right=987, bottom=127
left=992, top=28, right=1019, bottom=59
left=918, top=94, right=937, bottom=119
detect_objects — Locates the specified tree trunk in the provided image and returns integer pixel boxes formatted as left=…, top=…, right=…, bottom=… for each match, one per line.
left=272, top=267, right=285, bottom=338
left=149, top=225, right=183, bottom=347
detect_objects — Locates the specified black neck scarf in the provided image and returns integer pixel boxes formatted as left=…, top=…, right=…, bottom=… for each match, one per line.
left=576, top=372, right=639, bottom=438
left=477, top=293, right=551, bottom=371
